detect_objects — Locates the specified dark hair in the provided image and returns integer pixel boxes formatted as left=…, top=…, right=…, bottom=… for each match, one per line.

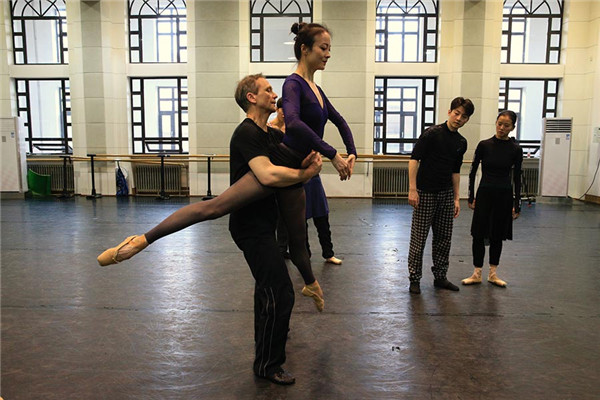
left=276, top=97, right=283, bottom=109
left=497, top=110, right=518, bottom=126
left=450, top=97, right=475, bottom=117
left=291, top=22, right=330, bottom=61
left=234, top=73, right=265, bottom=112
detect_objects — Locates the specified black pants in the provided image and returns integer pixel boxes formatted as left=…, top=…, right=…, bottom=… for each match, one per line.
left=232, top=232, right=295, bottom=377
left=472, top=236, right=503, bottom=267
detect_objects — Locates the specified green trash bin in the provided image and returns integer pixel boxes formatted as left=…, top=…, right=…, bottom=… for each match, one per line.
left=27, top=169, right=51, bottom=197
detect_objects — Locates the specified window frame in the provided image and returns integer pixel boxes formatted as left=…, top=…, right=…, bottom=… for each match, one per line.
left=130, top=76, right=189, bottom=154
left=250, top=0, right=313, bottom=63
left=10, top=0, right=68, bottom=65
left=374, top=76, right=437, bottom=155
left=15, top=78, right=72, bottom=154
left=502, top=0, right=563, bottom=64
left=375, top=0, right=438, bottom=63
left=128, top=0, right=187, bottom=64
left=499, top=77, right=559, bottom=155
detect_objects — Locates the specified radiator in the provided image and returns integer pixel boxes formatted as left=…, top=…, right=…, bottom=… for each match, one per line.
left=132, top=164, right=183, bottom=196
left=27, top=162, right=74, bottom=193
left=522, top=166, right=539, bottom=196
left=373, top=166, right=409, bottom=197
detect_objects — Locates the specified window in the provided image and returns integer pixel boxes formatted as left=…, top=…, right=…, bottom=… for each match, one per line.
left=250, top=0, right=312, bottom=62
left=499, top=78, right=559, bottom=155
left=15, top=78, right=72, bottom=154
left=10, top=0, right=68, bottom=64
left=502, top=0, right=563, bottom=64
left=375, top=0, right=438, bottom=63
left=129, top=0, right=187, bottom=63
left=374, top=77, right=436, bottom=154
left=131, top=77, right=188, bottom=154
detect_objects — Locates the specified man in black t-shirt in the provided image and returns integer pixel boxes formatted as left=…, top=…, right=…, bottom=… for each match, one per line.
left=229, top=74, right=322, bottom=385
left=407, top=97, right=475, bottom=294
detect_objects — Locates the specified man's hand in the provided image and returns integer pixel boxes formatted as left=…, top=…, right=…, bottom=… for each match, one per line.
left=408, top=188, right=419, bottom=208
left=454, top=199, right=460, bottom=218
left=301, top=151, right=318, bottom=168
left=346, top=154, right=356, bottom=179
left=468, top=200, right=475, bottom=210
left=331, top=153, right=349, bottom=181
left=304, top=152, right=322, bottom=181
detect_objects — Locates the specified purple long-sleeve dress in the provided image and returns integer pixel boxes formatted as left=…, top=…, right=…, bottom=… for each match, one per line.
left=281, top=73, right=357, bottom=218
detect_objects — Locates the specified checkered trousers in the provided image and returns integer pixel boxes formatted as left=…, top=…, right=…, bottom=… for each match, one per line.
left=408, top=188, right=455, bottom=282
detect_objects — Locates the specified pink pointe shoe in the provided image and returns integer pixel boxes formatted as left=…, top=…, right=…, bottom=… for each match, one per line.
left=325, top=256, right=342, bottom=265
left=97, top=235, right=148, bottom=266
left=301, top=280, right=324, bottom=312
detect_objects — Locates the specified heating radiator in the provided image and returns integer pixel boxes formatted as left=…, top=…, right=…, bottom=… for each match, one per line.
left=132, top=164, right=184, bottom=195
left=373, top=166, right=409, bottom=197
left=27, top=162, right=74, bottom=193
left=521, top=165, right=539, bottom=196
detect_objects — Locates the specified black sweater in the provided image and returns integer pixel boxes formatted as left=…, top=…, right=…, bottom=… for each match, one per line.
left=468, top=136, right=523, bottom=212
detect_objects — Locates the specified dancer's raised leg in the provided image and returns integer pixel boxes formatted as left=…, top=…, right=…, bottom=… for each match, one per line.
left=97, top=171, right=274, bottom=266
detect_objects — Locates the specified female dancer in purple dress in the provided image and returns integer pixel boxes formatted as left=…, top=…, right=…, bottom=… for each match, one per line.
left=97, top=22, right=356, bottom=311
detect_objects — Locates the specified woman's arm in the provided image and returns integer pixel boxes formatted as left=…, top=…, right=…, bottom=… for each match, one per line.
left=322, top=91, right=357, bottom=157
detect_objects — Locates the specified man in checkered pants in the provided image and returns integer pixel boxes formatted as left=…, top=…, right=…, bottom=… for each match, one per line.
left=407, top=97, right=475, bottom=294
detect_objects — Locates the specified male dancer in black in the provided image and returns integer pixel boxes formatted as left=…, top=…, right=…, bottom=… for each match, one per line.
left=407, top=97, right=475, bottom=294
left=230, top=74, right=322, bottom=384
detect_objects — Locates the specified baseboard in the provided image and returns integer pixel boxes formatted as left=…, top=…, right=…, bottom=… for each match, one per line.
left=584, top=194, right=600, bottom=205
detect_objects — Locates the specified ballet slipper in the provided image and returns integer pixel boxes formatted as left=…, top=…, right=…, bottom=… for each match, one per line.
left=462, top=267, right=483, bottom=285
left=301, top=280, right=324, bottom=312
left=325, top=256, right=342, bottom=265
left=97, top=235, right=148, bottom=266
left=488, top=265, right=507, bottom=287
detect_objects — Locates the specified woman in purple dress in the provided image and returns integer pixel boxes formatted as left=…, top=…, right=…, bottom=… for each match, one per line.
left=98, top=23, right=355, bottom=312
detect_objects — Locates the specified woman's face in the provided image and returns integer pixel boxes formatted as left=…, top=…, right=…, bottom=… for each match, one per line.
left=495, top=115, right=515, bottom=140
left=302, top=32, right=331, bottom=71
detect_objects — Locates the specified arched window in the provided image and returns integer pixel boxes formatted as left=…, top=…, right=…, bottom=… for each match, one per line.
left=375, top=0, right=438, bottom=63
left=129, top=0, right=187, bottom=63
left=502, top=0, right=563, bottom=64
left=250, top=0, right=312, bottom=62
left=10, top=0, right=68, bottom=64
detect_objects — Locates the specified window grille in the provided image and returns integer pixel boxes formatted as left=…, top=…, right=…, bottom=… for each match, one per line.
left=250, top=0, right=312, bottom=62
left=375, top=0, right=438, bottom=63
left=502, top=0, right=563, bottom=64
left=15, top=78, right=72, bottom=154
left=129, top=0, right=187, bottom=63
left=131, top=77, right=188, bottom=154
left=10, top=0, right=68, bottom=64
left=374, top=77, right=436, bottom=155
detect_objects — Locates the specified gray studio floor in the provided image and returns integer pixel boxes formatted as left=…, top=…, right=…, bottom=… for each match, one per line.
left=1, top=196, right=599, bottom=400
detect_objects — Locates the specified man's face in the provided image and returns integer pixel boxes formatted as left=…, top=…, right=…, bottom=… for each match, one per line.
left=447, top=106, right=470, bottom=131
left=252, top=78, right=278, bottom=113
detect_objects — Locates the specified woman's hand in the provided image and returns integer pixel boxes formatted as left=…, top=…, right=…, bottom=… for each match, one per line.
left=331, top=153, right=350, bottom=180
left=468, top=200, right=476, bottom=210
left=512, top=207, right=520, bottom=220
left=346, top=154, right=356, bottom=179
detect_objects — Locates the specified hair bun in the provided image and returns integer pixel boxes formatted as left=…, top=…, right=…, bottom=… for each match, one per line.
left=291, top=22, right=306, bottom=35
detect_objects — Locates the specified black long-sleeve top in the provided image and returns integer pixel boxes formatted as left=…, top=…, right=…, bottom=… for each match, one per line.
left=411, top=122, right=467, bottom=192
left=468, top=136, right=523, bottom=213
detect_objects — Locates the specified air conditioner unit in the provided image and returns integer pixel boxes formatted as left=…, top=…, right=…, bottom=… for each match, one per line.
left=539, top=118, right=572, bottom=197
left=1, top=117, right=28, bottom=196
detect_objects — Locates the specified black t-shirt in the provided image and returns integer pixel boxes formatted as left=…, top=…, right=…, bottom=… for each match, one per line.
left=228, top=118, right=284, bottom=237
left=411, top=122, right=467, bottom=192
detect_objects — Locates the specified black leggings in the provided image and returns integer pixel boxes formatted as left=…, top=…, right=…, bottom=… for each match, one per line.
left=472, top=236, right=503, bottom=267
left=144, top=171, right=315, bottom=285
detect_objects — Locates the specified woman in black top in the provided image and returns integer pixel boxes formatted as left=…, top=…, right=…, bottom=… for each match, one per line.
left=462, top=110, right=523, bottom=287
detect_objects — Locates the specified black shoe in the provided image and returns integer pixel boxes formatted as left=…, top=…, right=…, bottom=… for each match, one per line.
left=256, top=368, right=296, bottom=385
left=434, top=279, right=460, bottom=291
left=409, top=282, right=421, bottom=294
